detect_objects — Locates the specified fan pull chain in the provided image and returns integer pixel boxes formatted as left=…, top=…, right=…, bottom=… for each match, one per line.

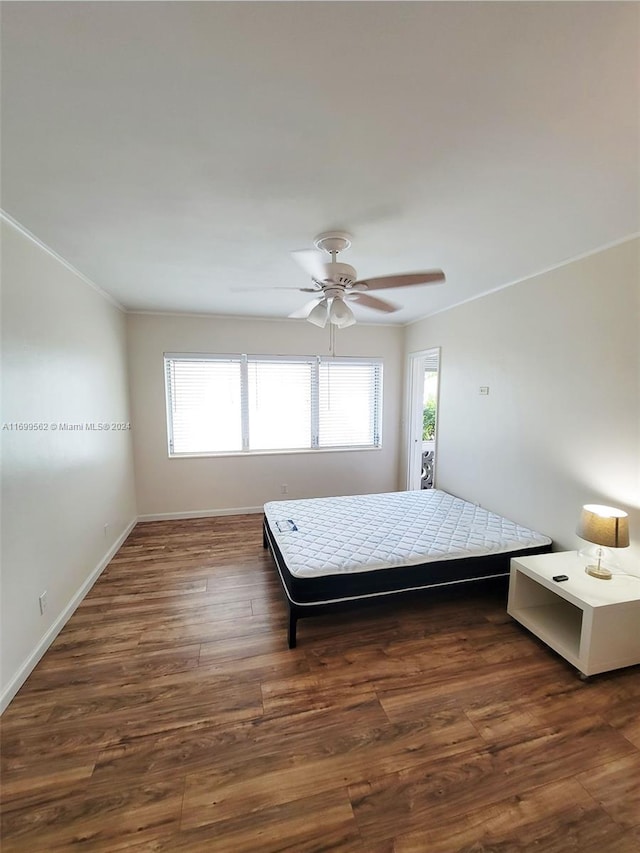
left=329, top=322, right=336, bottom=356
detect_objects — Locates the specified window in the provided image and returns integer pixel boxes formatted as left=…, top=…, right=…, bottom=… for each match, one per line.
left=166, top=358, right=242, bottom=453
left=165, top=353, right=382, bottom=456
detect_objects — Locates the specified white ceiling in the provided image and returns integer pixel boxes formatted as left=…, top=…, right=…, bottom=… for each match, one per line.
left=2, top=2, right=638, bottom=325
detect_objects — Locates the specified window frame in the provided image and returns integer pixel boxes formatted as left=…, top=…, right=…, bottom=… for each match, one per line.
left=164, top=352, right=383, bottom=458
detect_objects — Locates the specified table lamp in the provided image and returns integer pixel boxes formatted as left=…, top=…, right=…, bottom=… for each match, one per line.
left=576, top=504, right=630, bottom=580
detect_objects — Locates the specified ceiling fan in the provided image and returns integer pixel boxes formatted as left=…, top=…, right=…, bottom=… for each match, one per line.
left=287, top=231, right=445, bottom=328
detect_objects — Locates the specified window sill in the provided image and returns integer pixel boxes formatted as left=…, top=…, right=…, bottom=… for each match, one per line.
left=168, top=446, right=382, bottom=460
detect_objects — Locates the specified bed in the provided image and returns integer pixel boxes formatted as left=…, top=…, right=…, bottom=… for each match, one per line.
left=263, top=488, right=552, bottom=647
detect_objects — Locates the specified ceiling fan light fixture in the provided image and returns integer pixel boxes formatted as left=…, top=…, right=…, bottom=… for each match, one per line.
left=291, top=232, right=445, bottom=329
left=306, top=300, right=329, bottom=328
left=329, top=297, right=356, bottom=328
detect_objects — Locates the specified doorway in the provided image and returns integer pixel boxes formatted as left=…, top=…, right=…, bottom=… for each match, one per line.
left=406, top=348, right=440, bottom=490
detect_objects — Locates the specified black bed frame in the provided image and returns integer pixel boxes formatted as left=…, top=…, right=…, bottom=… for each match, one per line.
left=263, top=515, right=552, bottom=648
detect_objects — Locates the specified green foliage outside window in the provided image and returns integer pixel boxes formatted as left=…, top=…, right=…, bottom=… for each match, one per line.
left=422, top=398, right=436, bottom=441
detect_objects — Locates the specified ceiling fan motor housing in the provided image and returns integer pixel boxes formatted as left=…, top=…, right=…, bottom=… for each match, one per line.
left=323, top=286, right=347, bottom=300
left=321, top=262, right=356, bottom=286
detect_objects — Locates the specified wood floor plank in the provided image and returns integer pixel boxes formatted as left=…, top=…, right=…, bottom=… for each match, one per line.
left=605, top=695, right=640, bottom=750
left=392, top=776, right=627, bottom=852
left=91, top=695, right=389, bottom=785
left=465, top=698, right=542, bottom=744
left=45, top=676, right=264, bottom=740
left=2, top=723, right=124, bottom=772
left=178, top=793, right=360, bottom=853
left=17, top=643, right=202, bottom=691
left=262, top=651, right=436, bottom=712
left=139, top=612, right=285, bottom=648
left=0, top=757, right=97, bottom=805
left=84, top=579, right=208, bottom=604
left=577, top=753, right=640, bottom=829
left=581, top=827, right=640, bottom=853
left=489, top=716, right=637, bottom=790
left=2, top=513, right=638, bottom=852
left=198, top=631, right=299, bottom=664
left=165, top=790, right=362, bottom=853
left=349, top=720, right=636, bottom=843
left=377, top=657, right=558, bottom=723
left=181, top=711, right=482, bottom=831
left=1, top=779, right=184, bottom=852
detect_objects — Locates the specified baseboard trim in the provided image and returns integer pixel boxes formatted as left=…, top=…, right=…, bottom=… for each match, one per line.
left=0, top=517, right=138, bottom=714
left=137, top=506, right=263, bottom=522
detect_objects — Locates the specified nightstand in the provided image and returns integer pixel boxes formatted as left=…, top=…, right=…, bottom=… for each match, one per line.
left=507, top=551, right=640, bottom=677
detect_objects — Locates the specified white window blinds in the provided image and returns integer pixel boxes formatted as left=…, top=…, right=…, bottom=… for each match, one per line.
left=318, top=361, right=381, bottom=448
left=164, top=354, right=382, bottom=455
left=166, top=358, right=242, bottom=454
left=248, top=359, right=312, bottom=451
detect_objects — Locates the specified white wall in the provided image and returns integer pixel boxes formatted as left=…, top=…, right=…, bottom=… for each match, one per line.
left=127, top=313, right=404, bottom=517
left=405, top=237, right=640, bottom=564
left=0, top=219, right=138, bottom=709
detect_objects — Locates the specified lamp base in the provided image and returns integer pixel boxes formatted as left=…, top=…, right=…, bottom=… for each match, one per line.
left=585, top=564, right=612, bottom=580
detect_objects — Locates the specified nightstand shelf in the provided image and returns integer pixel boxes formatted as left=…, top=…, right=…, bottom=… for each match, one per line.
left=508, top=551, right=640, bottom=677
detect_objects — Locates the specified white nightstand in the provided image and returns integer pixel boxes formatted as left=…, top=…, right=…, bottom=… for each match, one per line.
left=507, top=551, right=640, bottom=678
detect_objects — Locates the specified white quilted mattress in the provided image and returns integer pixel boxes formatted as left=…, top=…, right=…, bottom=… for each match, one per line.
left=264, top=489, right=551, bottom=577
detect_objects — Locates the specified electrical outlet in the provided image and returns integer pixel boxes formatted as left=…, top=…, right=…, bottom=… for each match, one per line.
left=39, top=591, right=48, bottom=615
left=281, top=484, right=288, bottom=495
left=104, top=523, right=109, bottom=538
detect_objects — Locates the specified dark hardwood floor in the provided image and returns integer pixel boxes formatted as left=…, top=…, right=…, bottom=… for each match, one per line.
left=2, top=515, right=639, bottom=851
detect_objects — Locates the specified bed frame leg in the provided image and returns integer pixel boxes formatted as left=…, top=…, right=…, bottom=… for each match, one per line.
left=288, top=609, right=297, bottom=649
left=262, top=523, right=268, bottom=549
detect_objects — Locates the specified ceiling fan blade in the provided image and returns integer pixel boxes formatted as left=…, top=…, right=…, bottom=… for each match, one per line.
left=291, top=249, right=330, bottom=281
left=288, top=297, right=324, bottom=320
left=349, top=292, right=399, bottom=313
left=353, top=270, right=445, bottom=291
left=231, top=285, right=319, bottom=293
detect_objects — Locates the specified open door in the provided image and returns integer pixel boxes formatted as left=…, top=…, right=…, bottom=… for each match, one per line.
left=406, top=348, right=440, bottom=490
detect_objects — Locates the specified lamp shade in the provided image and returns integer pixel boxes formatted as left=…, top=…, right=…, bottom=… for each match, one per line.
left=329, top=298, right=356, bottom=328
left=307, top=300, right=329, bottom=328
left=576, top=504, right=630, bottom=548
